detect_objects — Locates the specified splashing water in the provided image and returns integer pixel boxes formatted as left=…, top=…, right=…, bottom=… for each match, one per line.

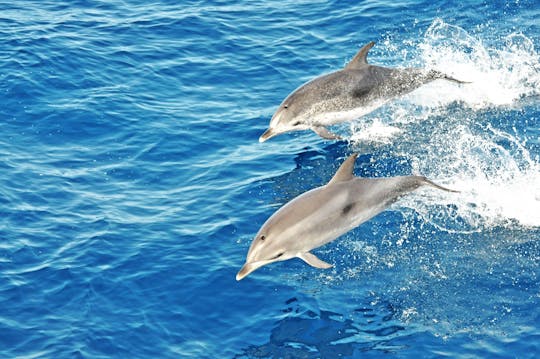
left=349, top=118, right=402, bottom=144
left=406, top=123, right=540, bottom=229
left=413, top=18, right=540, bottom=108
left=350, top=19, right=540, bottom=229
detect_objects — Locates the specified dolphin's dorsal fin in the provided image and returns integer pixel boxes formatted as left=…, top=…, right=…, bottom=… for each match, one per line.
left=328, top=154, right=358, bottom=185
left=345, top=41, right=375, bottom=70
left=298, top=252, right=333, bottom=269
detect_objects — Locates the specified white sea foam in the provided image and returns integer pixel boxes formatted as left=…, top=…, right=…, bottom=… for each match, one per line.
left=351, top=19, right=540, bottom=229
left=349, top=118, right=402, bottom=144
left=406, top=124, right=540, bottom=229
left=411, top=19, right=540, bottom=108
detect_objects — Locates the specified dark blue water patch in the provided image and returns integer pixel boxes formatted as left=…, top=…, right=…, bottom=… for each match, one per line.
left=0, top=322, right=30, bottom=354
left=234, top=298, right=414, bottom=358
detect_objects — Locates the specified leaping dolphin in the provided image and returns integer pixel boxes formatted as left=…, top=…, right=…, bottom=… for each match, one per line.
left=260, top=41, right=467, bottom=142
left=236, top=154, right=458, bottom=280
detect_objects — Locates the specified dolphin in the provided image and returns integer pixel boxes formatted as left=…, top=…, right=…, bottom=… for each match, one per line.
left=260, top=41, right=467, bottom=142
left=236, top=154, right=458, bottom=280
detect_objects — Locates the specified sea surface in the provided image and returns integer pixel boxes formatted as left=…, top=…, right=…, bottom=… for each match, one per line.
left=1, top=0, right=540, bottom=358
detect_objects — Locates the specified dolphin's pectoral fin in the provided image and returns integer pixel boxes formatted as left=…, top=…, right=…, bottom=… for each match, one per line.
left=312, top=126, right=342, bottom=141
left=298, top=252, right=333, bottom=269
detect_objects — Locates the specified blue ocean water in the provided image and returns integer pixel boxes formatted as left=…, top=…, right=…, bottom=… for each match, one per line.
left=1, top=0, right=540, bottom=357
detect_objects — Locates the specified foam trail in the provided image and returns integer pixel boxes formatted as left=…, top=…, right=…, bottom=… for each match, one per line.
left=410, top=19, right=540, bottom=108
left=350, top=19, right=540, bottom=229
left=407, top=124, right=540, bottom=229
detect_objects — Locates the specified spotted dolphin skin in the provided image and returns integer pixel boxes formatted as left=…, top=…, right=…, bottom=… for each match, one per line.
left=260, top=41, right=467, bottom=142
left=236, top=154, right=457, bottom=280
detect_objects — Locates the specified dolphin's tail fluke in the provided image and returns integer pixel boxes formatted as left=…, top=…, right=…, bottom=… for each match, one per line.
left=420, top=177, right=460, bottom=193
left=427, top=70, right=471, bottom=84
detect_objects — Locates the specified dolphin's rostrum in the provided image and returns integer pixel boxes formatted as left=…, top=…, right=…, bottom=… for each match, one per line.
left=236, top=154, right=458, bottom=281
left=260, top=41, right=467, bottom=142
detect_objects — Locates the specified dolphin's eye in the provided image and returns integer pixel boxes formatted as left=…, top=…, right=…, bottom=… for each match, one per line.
left=292, top=121, right=300, bottom=126
left=284, top=105, right=288, bottom=109
left=272, top=252, right=284, bottom=260
left=260, top=235, right=265, bottom=241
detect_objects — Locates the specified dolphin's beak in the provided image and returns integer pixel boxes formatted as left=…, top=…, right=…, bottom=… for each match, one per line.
left=259, top=128, right=276, bottom=143
left=236, top=261, right=269, bottom=281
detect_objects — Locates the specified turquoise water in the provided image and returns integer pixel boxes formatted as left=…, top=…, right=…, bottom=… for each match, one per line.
left=1, top=1, right=539, bottom=357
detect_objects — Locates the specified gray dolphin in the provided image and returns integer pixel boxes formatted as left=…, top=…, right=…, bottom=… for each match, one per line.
left=260, top=41, right=467, bottom=142
left=236, top=154, right=457, bottom=280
